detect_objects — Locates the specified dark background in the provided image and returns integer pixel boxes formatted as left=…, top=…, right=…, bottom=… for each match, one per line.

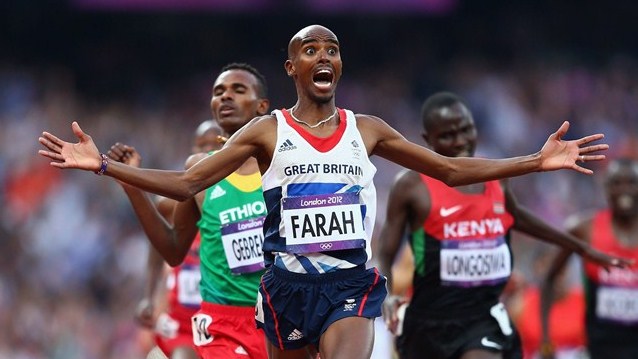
left=4, top=0, right=637, bottom=101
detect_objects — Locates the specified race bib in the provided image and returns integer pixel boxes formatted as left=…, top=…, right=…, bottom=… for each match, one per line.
left=191, top=313, right=214, bottom=346
left=282, top=192, right=366, bottom=253
left=440, top=237, right=511, bottom=287
left=596, top=286, right=638, bottom=323
left=221, top=216, right=266, bottom=274
left=177, top=266, right=202, bottom=306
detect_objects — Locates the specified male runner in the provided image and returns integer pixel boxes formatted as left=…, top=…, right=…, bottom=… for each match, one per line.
left=39, top=25, right=611, bottom=359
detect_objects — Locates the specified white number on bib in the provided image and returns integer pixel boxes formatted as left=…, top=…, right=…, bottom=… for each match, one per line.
left=177, top=266, right=202, bottom=306
left=596, top=286, right=638, bottom=323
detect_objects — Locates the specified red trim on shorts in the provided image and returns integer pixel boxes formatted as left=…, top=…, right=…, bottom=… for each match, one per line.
left=261, top=276, right=285, bottom=350
left=200, top=301, right=255, bottom=316
left=282, top=108, right=347, bottom=153
left=358, top=267, right=380, bottom=316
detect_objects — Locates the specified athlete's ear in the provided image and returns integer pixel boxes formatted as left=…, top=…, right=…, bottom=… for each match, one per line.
left=284, top=60, right=294, bottom=77
left=256, top=98, right=270, bottom=116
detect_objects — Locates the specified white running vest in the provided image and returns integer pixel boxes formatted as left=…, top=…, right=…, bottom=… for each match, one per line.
left=261, top=108, right=377, bottom=274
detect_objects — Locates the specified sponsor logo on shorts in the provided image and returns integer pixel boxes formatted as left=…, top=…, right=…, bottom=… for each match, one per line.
left=287, top=329, right=304, bottom=341
left=344, top=298, right=357, bottom=311
left=234, top=346, right=249, bottom=355
left=480, top=336, right=503, bottom=350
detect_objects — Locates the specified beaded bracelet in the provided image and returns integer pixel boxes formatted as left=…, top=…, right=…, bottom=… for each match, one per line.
left=95, top=153, right=108, bottom=175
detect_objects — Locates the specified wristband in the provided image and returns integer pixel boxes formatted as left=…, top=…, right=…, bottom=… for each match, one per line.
left=95, top=153, right=108, bottom=175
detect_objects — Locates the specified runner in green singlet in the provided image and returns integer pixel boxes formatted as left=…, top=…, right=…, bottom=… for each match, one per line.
left=108, top=63, right=271, bottom=359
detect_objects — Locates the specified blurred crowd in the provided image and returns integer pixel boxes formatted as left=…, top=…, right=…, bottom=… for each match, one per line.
left=2, top=28, right=638, bottom=359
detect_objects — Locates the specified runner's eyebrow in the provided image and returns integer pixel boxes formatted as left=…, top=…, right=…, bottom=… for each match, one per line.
left=300, top=38, right=339, bottom=46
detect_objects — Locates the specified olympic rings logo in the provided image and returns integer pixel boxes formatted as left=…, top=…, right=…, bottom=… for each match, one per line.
left=319, top=243, right=333, bottom=250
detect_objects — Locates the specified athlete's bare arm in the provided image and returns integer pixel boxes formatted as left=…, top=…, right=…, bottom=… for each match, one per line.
left=378, top=170, right=428, bottom=334
left=539, top=215, right=591, bottom=357
left=504, top=183, right=630, bottom=269
left=107, top=143, right=201, bottom=266
left=135, top=197, right=173, bottom=328
left=108, top=145, right=172, bottom=325
left=359, top=114, right=608, bottom=186
left=38, top=116, right=276, bottom=201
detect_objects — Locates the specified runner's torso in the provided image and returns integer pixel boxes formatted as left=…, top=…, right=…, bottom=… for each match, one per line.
left=260, top=108, right=377, bottom=274
left=197, top=168, right=266, bottom=306
left=409, top=176, right=514, bottom=316
left=583, top=210, right=638, bottom=343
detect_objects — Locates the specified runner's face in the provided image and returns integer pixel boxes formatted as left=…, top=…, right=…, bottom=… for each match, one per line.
left=210, top=69, right=264, bottom=135
left=423, top=103, right=477, bottom=158
left=192, top=129, right=223, bottom=154
left=287, top=27, right=341, bottom=103
left=605, top=161, right=638, bottom=217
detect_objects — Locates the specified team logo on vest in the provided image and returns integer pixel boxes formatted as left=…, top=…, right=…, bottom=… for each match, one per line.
left=209, top=185, right=227, bottom=200
left=351, top=140, right=362, bottom=158
left=278, top=139, right=297, bottom=152
left=440, top=205, right=462, bottom=217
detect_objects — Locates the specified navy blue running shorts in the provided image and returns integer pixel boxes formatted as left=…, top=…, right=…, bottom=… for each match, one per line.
left=255, top=265, right=387, bottom=350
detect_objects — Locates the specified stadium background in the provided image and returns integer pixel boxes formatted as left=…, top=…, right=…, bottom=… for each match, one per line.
left=1, top=0, right=637, bottom=357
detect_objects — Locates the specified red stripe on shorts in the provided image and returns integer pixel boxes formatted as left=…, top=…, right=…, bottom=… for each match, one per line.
left=261, top=277, right=285, bottom=350
left=358, top=268, right=380, bottom=316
